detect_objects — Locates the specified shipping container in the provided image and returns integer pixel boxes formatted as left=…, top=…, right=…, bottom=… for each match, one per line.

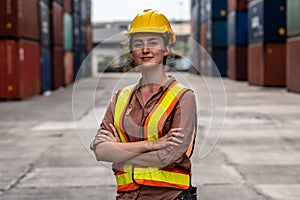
left=63, top=13, right=73, bottom=51
left=51, top=1, right=64, bottom=46
left=85, top=24, right=93, bottom=52
left=73, top=13, right=81, bottom=51
left=64, top=51, right=74, bottom=85
left=201, top=0, right=211, bottom=23
left=227, top=45, right=247, bottom=80
left=39, top=0, right=51, bottom=48
left=287, top=36, right=300, bottom=93
left=73, top=50, right=87, bottom=80
left=86, top=0, right=92, bottom=25
left=72, top=0, right=80, bottom=14
left=0, top=39, right=40, bottom=100
left=248, top=0, right=286, bottom=43
left=287, top=0, right=300, bottom=37
left=55, top=0, right=63, bottom=6
left=248, top=42, right=286, bottom=86
left=228, top=11, right=248, bottom=46
left=212, top=20, right=227, bottom=47
left=40, top=48, right=51, bottom=92
left=227, top=0, right=248, bottom=12
left=0, top=0, right=39, bottom=40
left=206, top=47, right=227, bottom=77
left=80, top=0, right=88, bottom=26
left=79, top=26, right=86, bottom=52
left=211, top=0, right=227, bottom=20
left=64, top=0, right=72, bottom=14
left=51, top=46, right=64, bottom=89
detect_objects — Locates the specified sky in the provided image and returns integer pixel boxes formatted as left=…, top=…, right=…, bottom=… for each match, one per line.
left=91, top=0, right=191, bottom=23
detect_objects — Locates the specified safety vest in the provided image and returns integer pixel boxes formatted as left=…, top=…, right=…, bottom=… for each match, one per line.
left=113, top=80, right=193, bottom=192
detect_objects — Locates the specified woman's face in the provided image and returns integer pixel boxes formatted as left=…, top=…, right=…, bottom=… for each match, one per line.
left=130, top=33, right=169, bottom=67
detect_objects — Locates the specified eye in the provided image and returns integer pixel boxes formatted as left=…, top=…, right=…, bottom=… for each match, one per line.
left=133, top=42, right=143, bottom=49
left=148, top=41, right=158, bottom=47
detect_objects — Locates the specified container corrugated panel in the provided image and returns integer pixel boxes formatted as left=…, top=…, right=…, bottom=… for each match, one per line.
left=41, top=48, right=51, bottom=92
left=227, top=0, right=248, bottom=12
left=86, top=0, right=92, bottom=25
left=0, top=0, right=39, bottom=40
left=64, top=0, right=72, bottom=13
left=212, top=20, right=227, bottom=47
left=211, top=0, right=227, bottom=20
left=0, top=41, right=6, bottom=99
left=248, top=0, right=286, bottom=43
left=72, top=0, right=80, bottom=14
left=39, top=0, right=51, bottom=48
left=201, top=0, right=211, bottom=23
left=206, top=19, right=212, bottom=49
left=51, top=46, right=64, bottom=89
left=227, top=45, right=247, bottom=80
left=73, top=50, right=86, bottom=80
left=55, top=0, right=63, bottom=6
left=63, top=13, right=73, bottom=51
left=80, top=0, right=88, bottom=26
left=287, top=36, right=300, bottom=93
left=0, top=39, right=40, bottom=100
left=79, top=26, right=86, bottom=52
left=228, top=11, right=248, bottom=45
left=73, top=13, right=81, bottom=51
left=51, top=1, right=63, bottom=46
left=64, top=51, right=73, bottom=85
left=248, top=42, right=286, bottom=86
left=207, top=47, right=227, bottom=77
left=287, top=0, right=300, bottom=37
left=85, top=24, right=93, bottom=52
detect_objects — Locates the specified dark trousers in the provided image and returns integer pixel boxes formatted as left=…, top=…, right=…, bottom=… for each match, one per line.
left=174, top=187, right=197, bottom=200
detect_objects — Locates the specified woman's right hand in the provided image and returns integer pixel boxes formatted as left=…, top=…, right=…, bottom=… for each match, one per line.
left=150, top=128, right=184, bottom=151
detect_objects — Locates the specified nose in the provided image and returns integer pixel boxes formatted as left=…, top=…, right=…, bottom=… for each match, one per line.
left=142, top=45, right=150, bottom=54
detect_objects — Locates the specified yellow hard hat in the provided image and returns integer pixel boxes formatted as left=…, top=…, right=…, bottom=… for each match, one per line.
left=127, top=9, right=176, bottom=44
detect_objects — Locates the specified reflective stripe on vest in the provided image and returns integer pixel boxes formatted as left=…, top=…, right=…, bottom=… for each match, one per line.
left=114, top=81, right=191, bottom=191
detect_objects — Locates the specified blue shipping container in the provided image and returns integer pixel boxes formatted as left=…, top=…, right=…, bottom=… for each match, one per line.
left=40, top=48, right=51, bottom=92
left=210, top=0, right=227, bottom=20
left=211, top=48, right=227, bottom=76
left=201, top=0, right=211, bottom=23
left=212, top=20, right=227, bottom=47
left=39, top=0, right=51, bottom=48
left=228, top=11, right=248, bottom=45
left=248, top=0, right=286, bottom=43
left=73, top=13, right=80, bottom=51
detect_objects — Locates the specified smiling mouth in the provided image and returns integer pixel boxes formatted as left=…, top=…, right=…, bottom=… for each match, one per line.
left=141, top=56, right=153, bottom=61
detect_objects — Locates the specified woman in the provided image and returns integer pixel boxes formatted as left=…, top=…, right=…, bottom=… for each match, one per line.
left=91, top=9, right=197, bottom=200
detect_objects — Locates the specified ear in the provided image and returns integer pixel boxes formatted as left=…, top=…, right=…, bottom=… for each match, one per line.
left=163, top=46, right=170, bottom=56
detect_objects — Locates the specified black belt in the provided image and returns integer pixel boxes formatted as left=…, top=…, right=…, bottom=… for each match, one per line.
left=174, top=186, right=197, bottom=200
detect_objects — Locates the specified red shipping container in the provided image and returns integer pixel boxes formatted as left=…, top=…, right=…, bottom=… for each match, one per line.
left=85, top=24, right=93, bottom=52
left=51, top=1, right=63, bottom=46
left=248, top=42, right=286, bottom=86
left=0, top=39, right=40, bottom=100
left=287, top=36, right=300, bottom=93
left=64, top=51, right=74, bottom=85
left=63, top=0, right=72, bottom=13
left=200, top=24, right=208, bottom=75
left=227, top=45, right=248, bottom=80
left=51, top=46, right=64, bottom=89
left=227, top=0, right=248, bottom=12
left=0, top=0, right=39, bottom=40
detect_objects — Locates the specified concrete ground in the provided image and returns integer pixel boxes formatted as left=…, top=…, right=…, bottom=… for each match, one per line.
left=0, top=72, right=300, bottom=200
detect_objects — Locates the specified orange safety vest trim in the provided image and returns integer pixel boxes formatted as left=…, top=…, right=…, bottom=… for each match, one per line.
left=113, top=81, right=192, bottom=192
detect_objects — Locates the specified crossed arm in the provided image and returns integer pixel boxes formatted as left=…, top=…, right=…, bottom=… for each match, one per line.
left=92, top=123, right=184, bottom=167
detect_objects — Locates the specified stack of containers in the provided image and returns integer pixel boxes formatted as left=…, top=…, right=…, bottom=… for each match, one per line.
left=0, top=0, right=41, bottom=100
left=286, top=0, right=300, bottom=93
left=73, top=0, right=92, bottom=80
left=50, top=0, right=64, bottom=89
left=200, top=0, right=208, bottom=75
left=63, top=0, right=74, bottom=85
left=201, top=0, right=228, bottom=76
left=40, top=0, right=52, bottom=92
left=248, top=0, right=286, bottom=86
left=190, top=0, right=201, bottom=74
left=227, top=0, right=248, bottom=80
